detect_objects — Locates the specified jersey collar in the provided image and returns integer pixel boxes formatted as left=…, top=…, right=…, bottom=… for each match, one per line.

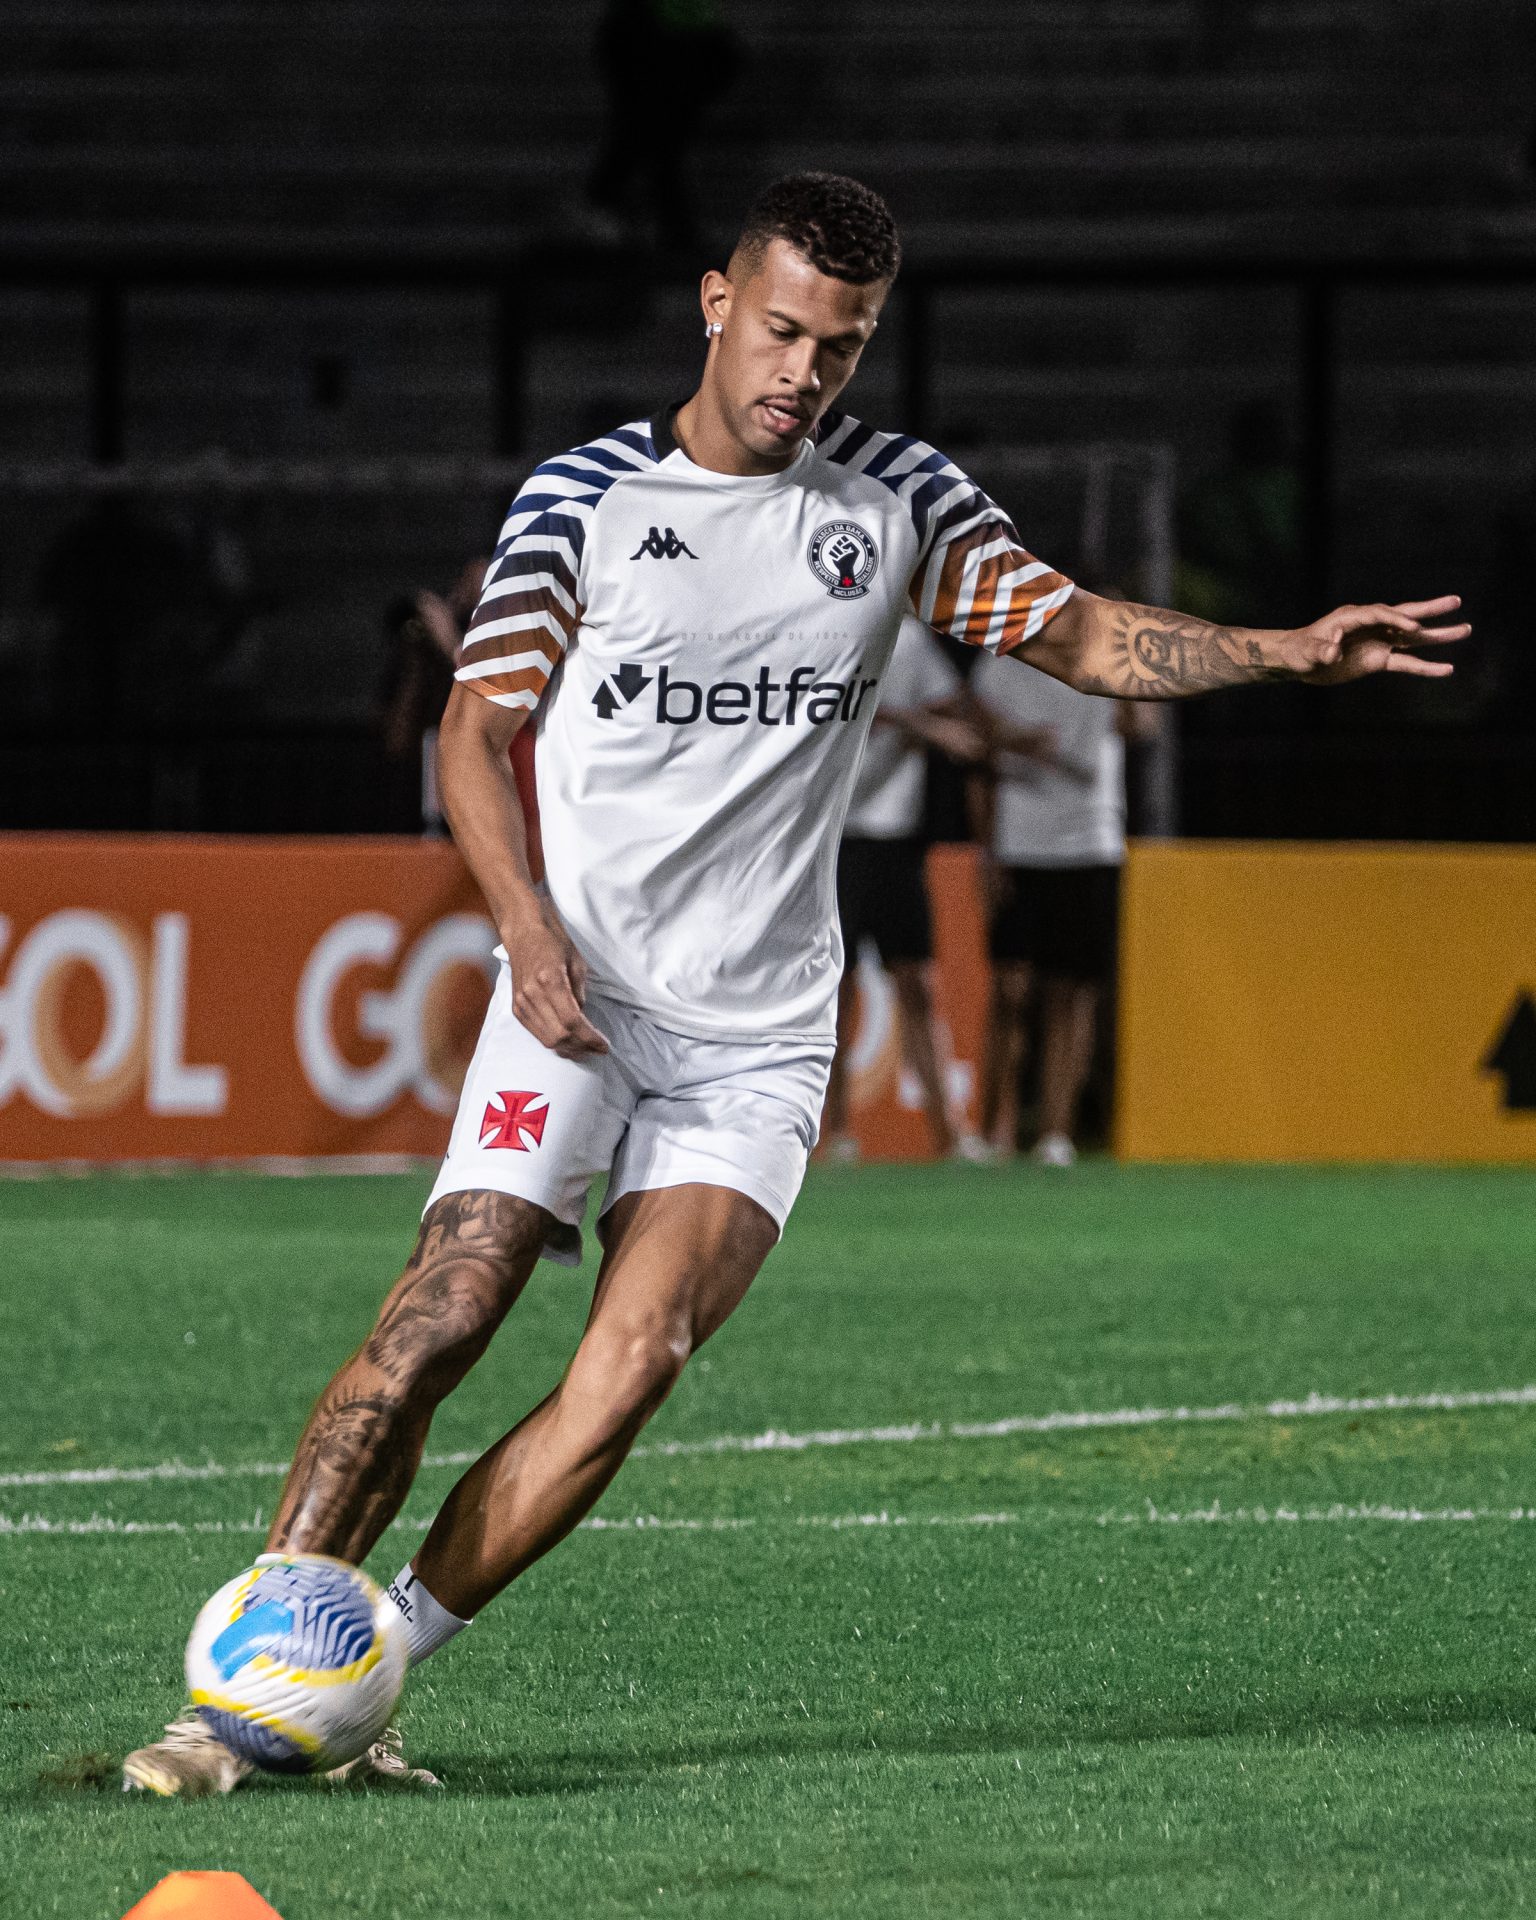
left=649, top=401, right=812, bottom=493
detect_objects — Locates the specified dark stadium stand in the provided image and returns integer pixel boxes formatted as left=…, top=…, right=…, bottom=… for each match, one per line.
left=4, top=0, right=1530, bottom=248
left=3, top=0, right=1535, bottom=838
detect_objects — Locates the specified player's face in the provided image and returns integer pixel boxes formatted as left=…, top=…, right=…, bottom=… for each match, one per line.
left=703, top=240, right=887, bottom=465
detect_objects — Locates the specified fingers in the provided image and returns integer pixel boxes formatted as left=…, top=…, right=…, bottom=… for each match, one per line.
left=552, top=1012, right=611, bottom=1060
left=1385, top=654, right=1455, bottom=678
left=555, top=954, right=612, bottom=1056
left=1390, top=595, right=1462, bottom=620
left=1332, top=603, right=1424, bottom=637
left=513, top=972, right=610, bottom=1057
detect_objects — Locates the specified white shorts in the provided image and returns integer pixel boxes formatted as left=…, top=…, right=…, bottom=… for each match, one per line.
left=426, top=971, right=835, bottom=1265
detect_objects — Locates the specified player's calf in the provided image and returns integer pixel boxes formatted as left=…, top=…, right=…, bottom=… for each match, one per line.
left=408, top=1199, right=778, bottom=1623
left=266, top=1189, right=551, bottom=1564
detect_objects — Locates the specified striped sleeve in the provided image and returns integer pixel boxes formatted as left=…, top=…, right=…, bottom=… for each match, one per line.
left=817, top=415, right=1075, bottom=656
left=911, top=476, right=1075, bottom=655
left=456, top=425, right=656, bottom=711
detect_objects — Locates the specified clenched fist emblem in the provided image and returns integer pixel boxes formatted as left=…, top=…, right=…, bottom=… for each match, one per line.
left=828, top=536, right=861, bottom=590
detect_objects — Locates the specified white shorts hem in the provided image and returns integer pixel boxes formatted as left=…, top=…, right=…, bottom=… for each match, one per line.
left=599, top=1158, right=795, bottom=1242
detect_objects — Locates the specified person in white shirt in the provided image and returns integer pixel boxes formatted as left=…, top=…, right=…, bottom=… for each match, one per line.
left=968, top=656, right=1157, bottom=1165
left=126, top=170, right=1467, bottom=1796
left=822, top=614, right=988, bottom=1162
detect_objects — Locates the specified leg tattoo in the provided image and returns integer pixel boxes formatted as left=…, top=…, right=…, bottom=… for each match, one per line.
left=265, top=1190, right=548, bottom=1564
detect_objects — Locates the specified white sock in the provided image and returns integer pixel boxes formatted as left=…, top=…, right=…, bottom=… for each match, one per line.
left=386, top=1563, right=471, bottom=1666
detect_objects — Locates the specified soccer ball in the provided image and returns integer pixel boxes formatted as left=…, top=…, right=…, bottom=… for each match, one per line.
left=185, top=1552, right=408, bottom=1773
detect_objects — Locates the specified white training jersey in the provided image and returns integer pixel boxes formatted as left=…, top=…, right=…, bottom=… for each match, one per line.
left=457, top=407, right=1075, bottom=1040
left=969, top=649, right=1126, bottom=868
left=842, top=615, right=962, bottom=842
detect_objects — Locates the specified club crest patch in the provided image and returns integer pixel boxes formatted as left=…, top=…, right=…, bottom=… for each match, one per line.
left=807, top=521, right=879, bottom=600
left=480, top=1090, right=549, bottom=1151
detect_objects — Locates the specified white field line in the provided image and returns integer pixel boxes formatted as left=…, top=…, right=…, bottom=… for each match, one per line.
left=5, top=1503, right=1536, bottom=1542
left=0, top=1509, right=1015, bottom=1540
left=1100, top=1501, right=1536, bottom=1526
left=4, top=1381, right=1534, bottom=1493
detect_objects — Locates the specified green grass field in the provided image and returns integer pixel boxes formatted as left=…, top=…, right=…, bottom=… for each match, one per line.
left=3, top=1163, right=1536, bottom=1919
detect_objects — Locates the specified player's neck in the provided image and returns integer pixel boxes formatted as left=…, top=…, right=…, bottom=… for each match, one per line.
left=672, top=390, right=799, bottom=479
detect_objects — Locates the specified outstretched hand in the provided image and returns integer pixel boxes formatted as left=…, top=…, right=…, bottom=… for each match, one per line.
left=1281, top=597, right=1470, bottom=684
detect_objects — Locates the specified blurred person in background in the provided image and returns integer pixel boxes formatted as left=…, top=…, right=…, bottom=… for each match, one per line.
left=36, top=490, right=253, bottom=737
left=823, top=614, right=990, bottom=1164
left=969, top=659, right=1160, bottom=1165
left=379, top=558, right=488, bottom=833
left=585, top=0, right=741, bottom=251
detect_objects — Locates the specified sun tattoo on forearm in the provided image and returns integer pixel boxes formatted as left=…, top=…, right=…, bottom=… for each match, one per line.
left=1076, top=603, right=1294, bottom=698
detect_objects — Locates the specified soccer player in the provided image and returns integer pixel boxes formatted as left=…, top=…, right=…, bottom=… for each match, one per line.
left=968, top=656, right=1153, bottom=1164
left=125, top=171, right=1467, bottom=1794
left=822, top=612, right=990, bottom=1164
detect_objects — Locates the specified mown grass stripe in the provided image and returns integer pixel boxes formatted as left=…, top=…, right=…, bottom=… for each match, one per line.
left=6, top=1381, right=1533, bottom=1490
left=7, top=1502, right=1536, bottom=1540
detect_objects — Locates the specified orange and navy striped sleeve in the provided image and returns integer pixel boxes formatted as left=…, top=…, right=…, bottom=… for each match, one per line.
left=456, top=425, right=657, bottom=711
left=817, top=416, right=1075, bottom=655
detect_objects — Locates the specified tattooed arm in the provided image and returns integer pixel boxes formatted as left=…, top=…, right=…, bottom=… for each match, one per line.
left=1017, top=591, right=1470, bottom=699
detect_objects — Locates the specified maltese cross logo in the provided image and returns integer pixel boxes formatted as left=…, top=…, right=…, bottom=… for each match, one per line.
left=480, top=1090, right=550, bottom=1151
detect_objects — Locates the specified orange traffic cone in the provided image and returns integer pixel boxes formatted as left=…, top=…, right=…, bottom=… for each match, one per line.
left=122, top=1872, right=284, bottom=1918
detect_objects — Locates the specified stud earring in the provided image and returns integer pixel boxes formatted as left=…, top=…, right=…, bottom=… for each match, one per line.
left=705, top=322, right=723, bottom=338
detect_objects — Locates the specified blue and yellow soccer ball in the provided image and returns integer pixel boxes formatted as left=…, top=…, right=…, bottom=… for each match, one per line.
left=185, top=1552, right=408, bottom=1773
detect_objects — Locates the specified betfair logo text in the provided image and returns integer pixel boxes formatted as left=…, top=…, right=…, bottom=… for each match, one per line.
left=592, top=661, right=879, bottom=726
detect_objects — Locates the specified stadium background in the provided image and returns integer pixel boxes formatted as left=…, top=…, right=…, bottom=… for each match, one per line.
left=4, top=6, right=1536, bottom=1917
left=4, top=0, right=1536, bottom=1166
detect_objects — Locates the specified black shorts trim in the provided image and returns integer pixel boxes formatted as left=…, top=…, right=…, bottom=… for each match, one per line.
left=989, top=863, right=1120, bottom=981
left=837, top=836, right=933, bottom=966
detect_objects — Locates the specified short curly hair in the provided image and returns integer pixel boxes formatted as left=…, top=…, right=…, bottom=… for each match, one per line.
left=731, top=173, right=901, bottom=287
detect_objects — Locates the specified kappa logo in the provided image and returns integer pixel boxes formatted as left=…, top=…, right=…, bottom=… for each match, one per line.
left=630, top=526, right=698, bottom=561
left=807, top=520, right=878, bottom=600
left=480, top=1089, right=550, bottom=1151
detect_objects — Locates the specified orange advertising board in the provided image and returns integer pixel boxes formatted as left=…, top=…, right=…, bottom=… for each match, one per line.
left=837, top=844, right=991, bottom=1158
left=0, top=835, right=494, bottom=1161
left=0, top=835, right=989, bottom=1165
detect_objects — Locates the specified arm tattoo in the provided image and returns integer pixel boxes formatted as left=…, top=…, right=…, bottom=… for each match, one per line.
left=1078, top=603, right=1295, bottom=699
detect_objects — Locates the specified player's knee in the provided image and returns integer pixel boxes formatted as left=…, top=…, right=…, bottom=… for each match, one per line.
left=582, top=1312, right=692, bottom=1425
left=365, top=1286, right=496, bottom=1396
left=617, top=1317, right=692, bottom=1409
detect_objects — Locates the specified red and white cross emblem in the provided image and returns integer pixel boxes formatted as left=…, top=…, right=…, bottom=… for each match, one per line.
left=479, top=1090, right=550, bottom=1152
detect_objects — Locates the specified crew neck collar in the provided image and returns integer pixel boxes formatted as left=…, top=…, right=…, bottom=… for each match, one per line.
left=650, top=402, right=811, bottom=493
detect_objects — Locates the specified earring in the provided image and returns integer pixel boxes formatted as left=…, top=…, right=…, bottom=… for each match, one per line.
left=705, top=322, right=722, bottom=338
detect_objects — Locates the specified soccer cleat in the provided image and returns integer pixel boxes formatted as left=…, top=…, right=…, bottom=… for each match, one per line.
left=324, top=1724, right=442, bottom=1791
left=1032, top=1132, right=1077, bottom=1168
left=122, top=1707, right=253, bottom=1798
